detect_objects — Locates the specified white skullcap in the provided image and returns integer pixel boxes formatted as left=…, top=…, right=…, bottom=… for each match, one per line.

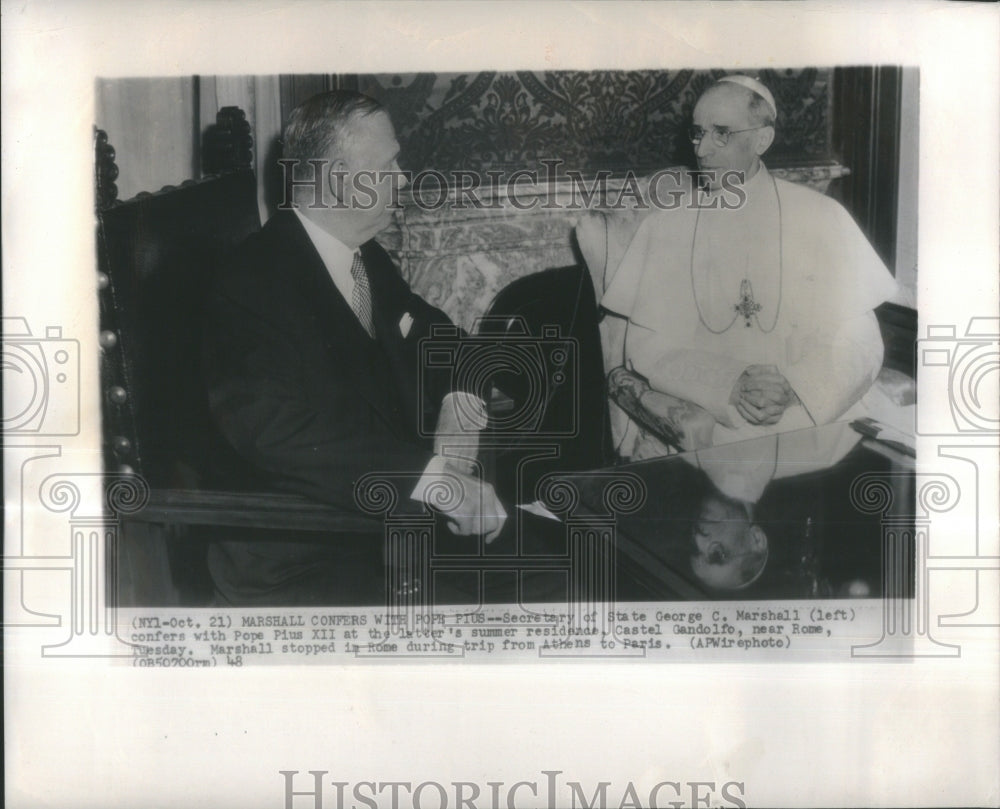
left=716, top=75, right=777, bottom=119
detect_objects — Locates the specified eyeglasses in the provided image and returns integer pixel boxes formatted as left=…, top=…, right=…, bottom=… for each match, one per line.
left=688, top=125, right=766, bottom=147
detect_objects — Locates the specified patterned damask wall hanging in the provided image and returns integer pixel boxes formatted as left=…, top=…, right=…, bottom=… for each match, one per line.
left=355, top=69, right=833, bottom=181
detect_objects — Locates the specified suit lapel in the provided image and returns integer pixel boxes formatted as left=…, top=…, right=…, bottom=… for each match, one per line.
left=362, top=242, right=426, bottom=435
left=275, top=213, right=406, bottom=435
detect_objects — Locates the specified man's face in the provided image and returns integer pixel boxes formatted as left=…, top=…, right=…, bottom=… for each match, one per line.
left=690, top=493, right=765, bottom=590
left=691, top=85, right=772, bottom=186
left=336, top=110, right=406, bottom=234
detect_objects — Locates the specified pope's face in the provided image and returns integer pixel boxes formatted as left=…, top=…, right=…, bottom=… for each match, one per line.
left=337, top=110, right=406, bottom=235
left=692, top=85, right=771, bottom=186
left=690, top=494, right=764, bottom=590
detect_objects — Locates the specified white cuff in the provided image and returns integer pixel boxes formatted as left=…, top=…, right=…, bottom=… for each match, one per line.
left=438, top=391, right=488, bottom=433
left=410, top=454, right=449, bottom=502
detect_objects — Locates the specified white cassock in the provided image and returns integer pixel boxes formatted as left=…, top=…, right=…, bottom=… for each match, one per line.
left=601, top=164, right=898, bottom=457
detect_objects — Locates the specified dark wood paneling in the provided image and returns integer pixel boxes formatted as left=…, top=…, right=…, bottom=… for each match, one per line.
left=279, top=74, right=337, bottom=124
left=831, top=66, right=903, bottom=273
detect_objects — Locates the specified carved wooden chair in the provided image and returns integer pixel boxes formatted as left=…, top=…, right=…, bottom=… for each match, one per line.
left=97, top=109, right=381, bottom=605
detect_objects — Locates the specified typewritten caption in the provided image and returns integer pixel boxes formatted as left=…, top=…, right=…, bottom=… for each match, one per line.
left=119, top=601, right=880, bottom=665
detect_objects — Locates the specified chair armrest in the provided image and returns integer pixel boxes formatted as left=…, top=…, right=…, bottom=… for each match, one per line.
left=124, top=488, right=384, bottom=533
left=874, top=366, right=916, bottom=407
left=875, top=301, right=917, bottom=379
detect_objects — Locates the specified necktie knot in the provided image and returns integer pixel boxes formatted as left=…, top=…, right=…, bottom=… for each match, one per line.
left=350, top=252, right=375, bottom=338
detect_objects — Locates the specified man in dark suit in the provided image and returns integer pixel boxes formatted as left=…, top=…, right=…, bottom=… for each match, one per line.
left=203, top=90, right=505, bottom=605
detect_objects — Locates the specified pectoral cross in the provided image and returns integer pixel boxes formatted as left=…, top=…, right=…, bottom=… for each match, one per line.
left=734, top=279, right=762, bottom=327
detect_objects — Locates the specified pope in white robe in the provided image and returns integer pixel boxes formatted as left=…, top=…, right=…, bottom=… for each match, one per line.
left=601, top=76, right=898, bottom=457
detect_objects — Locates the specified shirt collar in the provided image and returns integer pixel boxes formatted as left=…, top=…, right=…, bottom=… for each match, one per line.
left=292, top=209, right=360, bottom=307
left=744, top=160, right=771, bottom=195
left=293, top=209, right=357, bottom=274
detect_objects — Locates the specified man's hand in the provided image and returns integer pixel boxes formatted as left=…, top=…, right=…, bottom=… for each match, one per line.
left=730, top=365, right=799, bottom=426
left=439, top=468, right=507, bottom=543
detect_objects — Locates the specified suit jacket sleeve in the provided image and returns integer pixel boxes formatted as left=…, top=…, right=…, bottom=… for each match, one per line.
left=204, top=237, right=438, bottom=512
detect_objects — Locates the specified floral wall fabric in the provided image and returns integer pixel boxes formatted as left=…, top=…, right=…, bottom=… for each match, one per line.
left=338, top=69, right=839, bottom=330
left=379, top=170, right=844, bottom=332
left=353, top=69, right=833, bottom=180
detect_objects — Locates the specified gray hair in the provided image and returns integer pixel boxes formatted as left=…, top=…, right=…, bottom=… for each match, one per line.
left=282, top=90, right=384, bottom=164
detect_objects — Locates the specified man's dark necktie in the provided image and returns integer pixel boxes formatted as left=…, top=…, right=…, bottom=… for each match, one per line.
left=350, top=252, right=375, bottom=338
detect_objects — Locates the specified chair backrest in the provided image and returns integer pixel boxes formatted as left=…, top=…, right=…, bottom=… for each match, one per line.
left=874, top=301, right=917, bottom=380
left=478, top=265, right=613, bottom=501
left=98, top=170, right=262, bottom=487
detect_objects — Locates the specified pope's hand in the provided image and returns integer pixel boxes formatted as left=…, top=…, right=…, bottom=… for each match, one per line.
left=731, top=365, right=799, bottom=426
left=441, top=468, right=507, bottom=543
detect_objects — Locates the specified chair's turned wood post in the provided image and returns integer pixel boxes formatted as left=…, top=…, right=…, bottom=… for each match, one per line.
left=94, top=128, right=141, bottom=480
left=96, top=233, right=139, bottom=479
left=94, top=128, right=119, bottom=211
left=203, top=106, right=254, bottom=175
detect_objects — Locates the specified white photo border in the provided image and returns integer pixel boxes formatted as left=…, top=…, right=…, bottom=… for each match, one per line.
left=3, top=2, right=998, bottom=807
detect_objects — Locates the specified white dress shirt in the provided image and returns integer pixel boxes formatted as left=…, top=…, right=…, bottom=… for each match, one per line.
left=293, top=209, right=364, bottom=326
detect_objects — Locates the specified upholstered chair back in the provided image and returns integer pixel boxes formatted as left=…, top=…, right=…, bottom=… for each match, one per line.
left=98, top=170, right=262, bottom=488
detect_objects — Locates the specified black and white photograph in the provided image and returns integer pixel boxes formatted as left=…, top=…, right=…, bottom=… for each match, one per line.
left=3, top=2, right=998, bottom=807
left=99, top=67, right=918, bottom=617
